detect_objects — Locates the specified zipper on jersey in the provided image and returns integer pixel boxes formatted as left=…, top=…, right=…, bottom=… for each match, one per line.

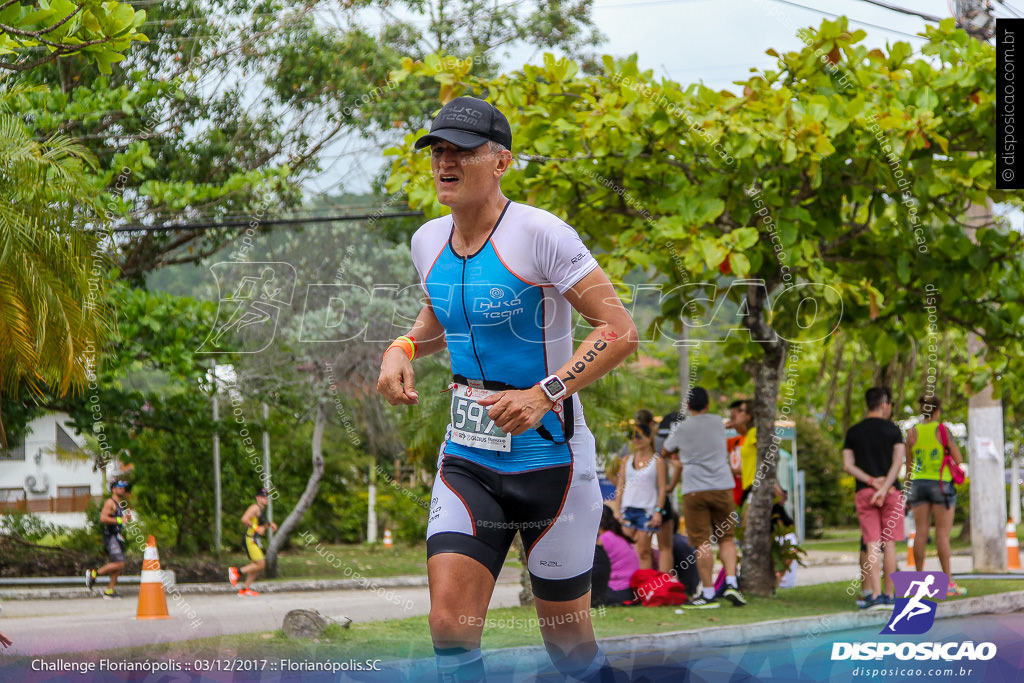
left=461, top=258, right=487, bottom=382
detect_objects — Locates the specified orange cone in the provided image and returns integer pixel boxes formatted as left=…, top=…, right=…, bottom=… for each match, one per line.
left=907, top=531, right=916, bottom=569
left=383, top=528, right=393, bottom=549
left=137, top=535, right=171, bottom=620
left=1007, top=523, right=1021, bottom=570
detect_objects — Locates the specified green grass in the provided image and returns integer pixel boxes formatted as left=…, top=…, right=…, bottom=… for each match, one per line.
left=219, top=542, right=432, bottom=581
left=71, top=578, right=1024, bottom=664
left=213, top=542, right=521, bottom=582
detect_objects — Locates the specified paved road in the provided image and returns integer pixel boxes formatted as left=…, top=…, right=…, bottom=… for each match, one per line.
left=796, top=553, right=974, bottom=586
left=0, top=583, right=522, bottom=656
left=0, top=552, right=978, bottom=656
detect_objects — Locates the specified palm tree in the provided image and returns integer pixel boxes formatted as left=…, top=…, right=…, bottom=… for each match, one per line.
left=0, top=77, right=114, bottom=446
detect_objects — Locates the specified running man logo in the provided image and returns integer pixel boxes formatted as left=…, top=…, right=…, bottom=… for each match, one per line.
left=198, top=262, right=297, bottom=354
left=881, top=571, right=949, bottom=635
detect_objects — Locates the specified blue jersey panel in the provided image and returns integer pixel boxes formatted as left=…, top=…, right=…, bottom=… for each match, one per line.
left=426, top=241, right=550, bottom=386
left=426, top=241, right=571, bottom=472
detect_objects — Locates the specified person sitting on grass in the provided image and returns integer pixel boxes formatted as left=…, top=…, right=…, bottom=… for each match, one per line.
left=594, top=505, right=641, bottom=606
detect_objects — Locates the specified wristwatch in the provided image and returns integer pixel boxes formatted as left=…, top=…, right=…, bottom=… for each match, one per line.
left=538, top=374, right=568, bottom=402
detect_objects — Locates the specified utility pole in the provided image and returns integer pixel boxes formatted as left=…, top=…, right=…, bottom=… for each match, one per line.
left=367, top=462, right=378, bottom=543
left=955, top=0, right=1007, bottom=571
left=211, top=361, right=222, bottom=553
left=262, top=402, right=273, bottom=546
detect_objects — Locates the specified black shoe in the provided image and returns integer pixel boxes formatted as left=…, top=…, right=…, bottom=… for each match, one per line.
left=868, top=594, right=895, bottom=611
left=102, top=589, right=121, bottom=599
left=682, top=595, right=720, bottom=609
left=722, top=586, right=747, bottom=606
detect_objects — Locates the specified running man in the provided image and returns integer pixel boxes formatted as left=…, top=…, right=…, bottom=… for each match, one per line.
left=229, top=488, right=277, bottom=596
left=85, top=480, right=131, bottom=598
left=887, top=574, right=939, bottom=629
left=377, top=96, right=638, bottom=682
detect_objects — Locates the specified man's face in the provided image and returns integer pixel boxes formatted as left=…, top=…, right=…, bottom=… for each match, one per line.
left=882, top=397, right=893, bottom=419
left=430, top=141, right=504, bottom=207
left=256, top=495, right=268, bottom=507
left=729, top=406, right=750, bottom=428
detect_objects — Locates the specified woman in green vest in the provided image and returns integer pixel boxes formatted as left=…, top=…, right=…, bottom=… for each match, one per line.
left=906, top=394, right=965, bottom=597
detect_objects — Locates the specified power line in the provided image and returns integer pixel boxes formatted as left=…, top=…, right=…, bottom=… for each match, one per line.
left=996, top=0, right=1024, bottom=18
left=847, top=0, right=943, bottom=22
left=111, top=211, right=424, bottom=233
left=765, top=0, right=930, bottom=41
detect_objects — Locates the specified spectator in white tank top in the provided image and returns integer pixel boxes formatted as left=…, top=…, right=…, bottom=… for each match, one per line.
left=613, top=422, right=667, bottom=569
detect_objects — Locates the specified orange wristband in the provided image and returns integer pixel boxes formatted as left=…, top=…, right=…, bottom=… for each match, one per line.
left=384, top=335, right=416, bottom=362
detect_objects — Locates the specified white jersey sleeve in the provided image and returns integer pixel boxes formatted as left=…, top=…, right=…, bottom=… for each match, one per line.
left=534, top=219, right=600, bottom=295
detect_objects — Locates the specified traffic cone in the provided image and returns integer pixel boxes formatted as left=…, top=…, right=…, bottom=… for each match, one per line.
left=1007, top=523, right=1021, bottom=570
left=137, top=535, right=171, bottom=620
left=383, top=528, right=393, bottom=549
left=907, top=531, right=916, bottom=569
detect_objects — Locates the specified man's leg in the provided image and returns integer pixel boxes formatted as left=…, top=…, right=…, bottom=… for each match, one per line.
left=855, top=490, right=883, bottom=599
left=682, top=492, right=716, bottom=601
left=97, top=538, right=125, bottom=592
left=719, top=539, right=738, bottom=577
left=97, top=561, right=124, bottom=590
left=242, top=559, right=264, bottom=590
left=521, top=462, right=611, bottom=681
left=880, top=489, right=905, bottom=597
left=695, top=542, right=715, bottom=590
left=865, top=540, right=882, bottom=597
left=881, top=541, right=897, bottom=597
left=711, top=491, right=741, bottom=599
left=428, top=553, right=496, bottom=681
left=425, top=456, right=514, bottom=682
left=536, top=593, right=599, bottom=676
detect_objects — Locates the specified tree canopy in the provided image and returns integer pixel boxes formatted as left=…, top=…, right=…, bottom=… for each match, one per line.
left=386, top=17, right=1024, bottom=594
left=0, top=0, right=147, bottom=73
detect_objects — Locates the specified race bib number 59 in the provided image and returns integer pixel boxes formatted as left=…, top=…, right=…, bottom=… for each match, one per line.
left=449, top=384, right=511, bottom=452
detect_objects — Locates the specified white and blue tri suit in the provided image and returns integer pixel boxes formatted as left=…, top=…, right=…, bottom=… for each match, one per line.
left=413, top=200, right=604, bottom=600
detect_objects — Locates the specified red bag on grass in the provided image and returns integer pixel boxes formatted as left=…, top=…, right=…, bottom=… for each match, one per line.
left=629, top=569, right=688, bottom=606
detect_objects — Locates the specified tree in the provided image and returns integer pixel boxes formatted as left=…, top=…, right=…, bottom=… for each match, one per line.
left=0, top=0, right=147, bottom=72
left=386, top=18, right=1024, bottom=595
left=7, top=0, right=603, bottom=282
left=0, top=77, right=113, bottom=446
left=212, top=221, right=421, bottom=573
left=55, top=284, right=247, bottom=552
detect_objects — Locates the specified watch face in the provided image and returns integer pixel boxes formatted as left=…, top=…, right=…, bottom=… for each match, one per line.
left=543, top=378, right=564, bottom=394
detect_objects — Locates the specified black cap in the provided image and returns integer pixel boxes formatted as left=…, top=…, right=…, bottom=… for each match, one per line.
left=256, top=488, right=268, bottom=498
left=414, top=97, right=513, bottom=152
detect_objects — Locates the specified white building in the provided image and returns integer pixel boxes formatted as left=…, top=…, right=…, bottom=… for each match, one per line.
left=0, top=412, right=107, bottom=529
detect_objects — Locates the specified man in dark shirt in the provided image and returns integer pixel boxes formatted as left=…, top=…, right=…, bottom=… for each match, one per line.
left=842, top=387, right=907, bottom=610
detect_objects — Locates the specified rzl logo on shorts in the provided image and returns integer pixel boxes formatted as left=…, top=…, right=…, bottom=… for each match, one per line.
left=881, top=571, right=949, bottom=635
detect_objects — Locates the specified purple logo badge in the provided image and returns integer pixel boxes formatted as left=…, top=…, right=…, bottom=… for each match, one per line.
left=881, top=571, right=949, bottom=635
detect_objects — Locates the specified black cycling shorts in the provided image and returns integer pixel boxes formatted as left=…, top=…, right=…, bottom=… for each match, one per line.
left=426, top=455, right=602, bottom=602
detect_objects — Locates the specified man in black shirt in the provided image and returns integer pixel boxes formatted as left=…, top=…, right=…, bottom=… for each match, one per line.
left=842, top=387, right=906, bottom=610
